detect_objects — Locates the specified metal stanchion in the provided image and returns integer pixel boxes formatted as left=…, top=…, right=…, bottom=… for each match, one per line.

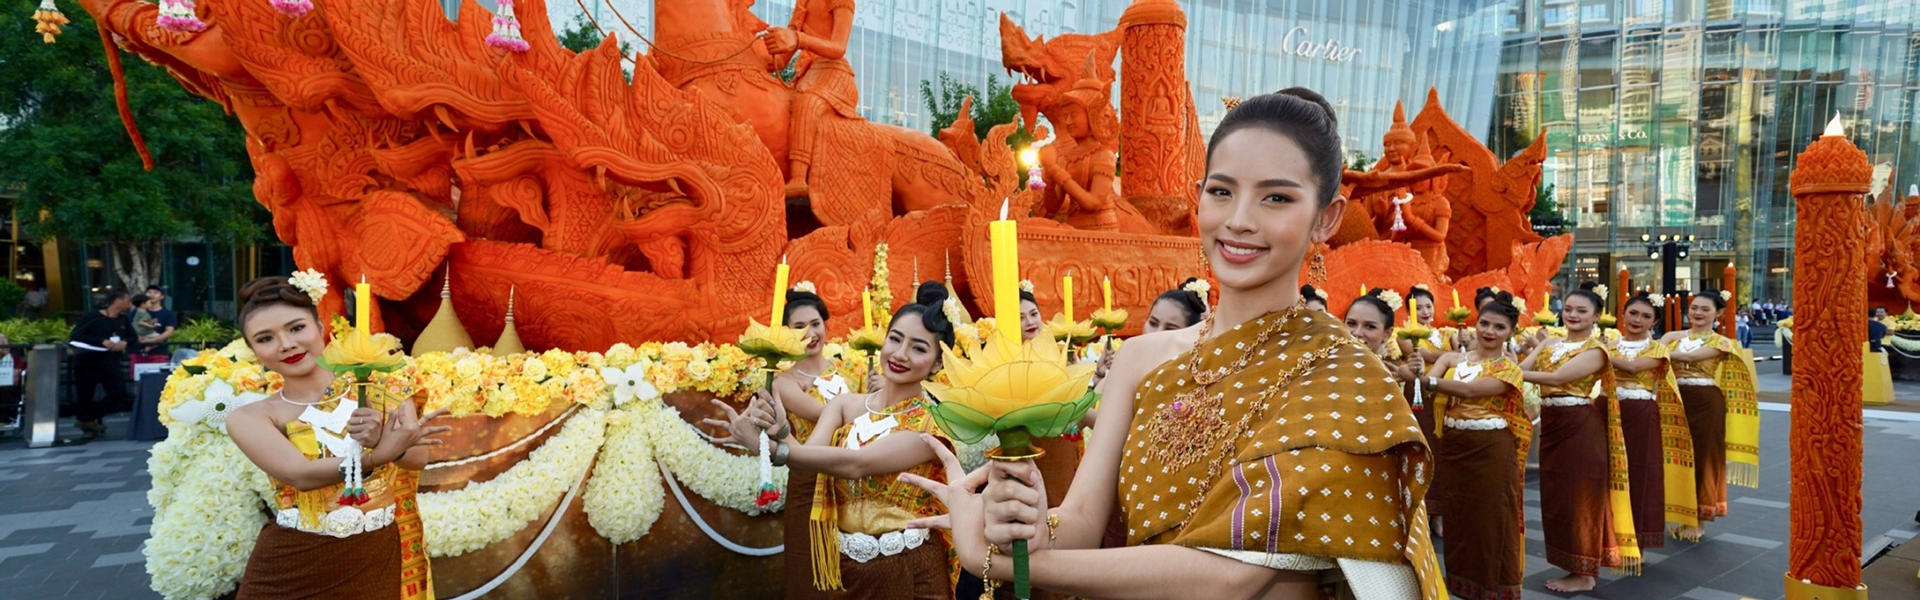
left=24, top=344, right=63, bottom=448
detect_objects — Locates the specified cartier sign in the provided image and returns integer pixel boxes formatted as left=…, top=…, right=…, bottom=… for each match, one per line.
left=1280, top=26, right=1363, bottom=63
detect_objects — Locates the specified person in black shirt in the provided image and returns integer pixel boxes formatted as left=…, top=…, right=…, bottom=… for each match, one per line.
left=1869, top=307, right=1888, bottom=353
left=69, top=292, right=135, bottom=439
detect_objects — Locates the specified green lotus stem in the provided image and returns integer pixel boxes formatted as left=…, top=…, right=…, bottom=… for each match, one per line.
left=356, top=382, right=368, bottom=409
left=996, top=426, right=1034, bottom=599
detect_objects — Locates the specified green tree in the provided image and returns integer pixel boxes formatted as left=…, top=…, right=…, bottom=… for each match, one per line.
left=918, top=72, right=1032, bottom=149
left=1529, top=183, right=1566, bottom=236
left=0, top=0, right=263, bottom=294
left=556, top=13, right=634, bottom=56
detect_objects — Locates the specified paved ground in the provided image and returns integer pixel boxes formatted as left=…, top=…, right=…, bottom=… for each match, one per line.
left=3, top=392, right=1918, bottom=600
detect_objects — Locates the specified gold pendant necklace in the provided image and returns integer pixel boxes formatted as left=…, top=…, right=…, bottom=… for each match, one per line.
left=1142, top=306, right=1298, bottom=472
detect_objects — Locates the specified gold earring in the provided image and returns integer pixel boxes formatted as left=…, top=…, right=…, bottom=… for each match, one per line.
left=1309, top=250, right=1328, bottom=285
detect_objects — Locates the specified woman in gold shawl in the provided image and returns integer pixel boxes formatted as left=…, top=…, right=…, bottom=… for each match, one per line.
left=1518, top=285, right=1638, bottom=593
left=768, top=286, right=856, bottom=600
left=224, top=277, right=449, bottom=600
left=719, top=281, right=961, bottom=599
left=1424, top=294, right=1529, bottom=600
left=1609, top=292, right=1696, bottom=549
left=906, top=89, right=1446, bottom=600
left=1659, top=290, right=1758, bottom=541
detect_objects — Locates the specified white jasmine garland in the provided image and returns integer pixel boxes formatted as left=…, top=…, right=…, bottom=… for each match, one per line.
left=288, top=268, right=329, bottom=304
left=144, top=428, right=273, bottom=600
left=582, top=407, right=665, bottom=544
left=420, top=408, right=608, bottom=557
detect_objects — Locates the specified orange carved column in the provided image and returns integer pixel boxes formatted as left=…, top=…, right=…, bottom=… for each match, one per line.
left=1784, top=115, right=1871, bottom=599
left=1118, top=0, right=1192, bottom=233
left=1617, top=267, right=1631, bottom=317
left=1722, top=263, right=1738, bottom=335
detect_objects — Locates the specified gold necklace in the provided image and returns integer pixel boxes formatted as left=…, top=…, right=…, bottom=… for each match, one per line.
left=1142, top=304, right=1300, bottom=472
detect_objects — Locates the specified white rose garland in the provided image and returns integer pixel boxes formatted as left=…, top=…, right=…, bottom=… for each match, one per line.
left=419, top=408, right=608, bottom=557
left=582, top=407, right=666, bottom=544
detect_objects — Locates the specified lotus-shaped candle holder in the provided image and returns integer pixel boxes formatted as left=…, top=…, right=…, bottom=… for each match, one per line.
left=1395, top=322, right=1434, bottom=341
left=1445, top=305, right=1472, bottom=326
left=1089, top=308, right=1129, bottom=333
left=737, top=319, right=811, bottom=387
left=1597, top=313, right=1617, bottom=328
left=1043, top=314, right=1098, bottom=346
left=922, top=333, right=1098, bottom=598
left=846, top=326, right=885, bottom=353
left=1532, top=307, right=1560, bottom=326
left=316, top=320, right=410, bottom=411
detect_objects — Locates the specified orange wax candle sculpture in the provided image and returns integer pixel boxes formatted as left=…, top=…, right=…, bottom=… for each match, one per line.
left=1617, top=268, right=1631, bottom=317
left=1784, top=113, right=1871, bottom=599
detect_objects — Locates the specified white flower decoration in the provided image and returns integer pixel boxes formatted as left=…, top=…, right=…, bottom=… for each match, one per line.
left=200, top=379, right=267, bottom=434
left=1376, top=289, right=1404, bottom=312
left=1648, top=294, right=1665, bottom=307
left=1183, top=279, right=1211, bottom=296
left=601, top=364, right=658, bottom=406
left=1512, top=297, right=1528, bottom=313
left=1412, top=283, right=1429, bottom=291
left=169, top=398, right=212, bottom=427
left=1594, top=284, right=1609, bottom=299
left=1019, top=279, right=1034, bottom=294
left=943, top=296, right=969, bottom=325
left=1313, top=288, right=1329, bottom=300
left=792, top=280, right=817, bottom=294
left=288, top=269, right=329, bottom=305
left=1720, top=290, right=1733, bottom=301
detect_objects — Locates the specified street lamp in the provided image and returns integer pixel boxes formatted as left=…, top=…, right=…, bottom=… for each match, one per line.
left=1643, top=232, right=1692, bottom=294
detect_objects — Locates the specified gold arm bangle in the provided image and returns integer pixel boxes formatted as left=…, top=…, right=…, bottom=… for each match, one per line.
left=1047, top=511, right=1059, bottom=541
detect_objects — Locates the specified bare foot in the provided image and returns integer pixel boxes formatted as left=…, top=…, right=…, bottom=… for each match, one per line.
left=1673, top=525, right=1704, bottom=541
left=1544, top=574, right=1595, bottom=593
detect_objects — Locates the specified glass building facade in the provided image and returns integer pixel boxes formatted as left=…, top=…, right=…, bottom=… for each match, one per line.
left=545, top=0, right=1506, bottom=164
left=1489, top=0, right=1920, bottom=303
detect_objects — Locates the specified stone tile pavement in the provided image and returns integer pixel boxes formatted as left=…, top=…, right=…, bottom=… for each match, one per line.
left=2, top=409, right=1917, bottom=600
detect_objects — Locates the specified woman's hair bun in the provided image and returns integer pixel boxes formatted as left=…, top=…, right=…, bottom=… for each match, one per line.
left=914, top=281, right=949, bottom=307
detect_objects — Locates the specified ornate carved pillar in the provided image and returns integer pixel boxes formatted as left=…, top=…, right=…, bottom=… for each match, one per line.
left=1119, top=0, right=1192, bottom=234
left=1784, top=114, right=1871, bottom=600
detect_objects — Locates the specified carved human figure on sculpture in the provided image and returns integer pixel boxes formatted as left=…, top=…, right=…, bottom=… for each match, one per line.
left=1386, top=138, right=1455, bottom=274
left=765, top=0, right=859, bottom=198
left=1035, top=76, right=1122, bottom=230
left=1337, top=103, right=1467, bottom=246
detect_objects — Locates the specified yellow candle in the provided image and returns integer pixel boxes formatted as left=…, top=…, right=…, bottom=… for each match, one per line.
left=355, top=276, right=371, bottom=333
left=1063, top=275, right=1074, bottom=322
left=1542, top=291, right=1551, bottom=313
left=861, top=289, right=873, bottom=330
left=1452, top=289, right=1462, bottom=308
left=771, top=256, right=790, bottom=324
left=1102, top=277, right=1113, bottom=311
left=990, top=200, right=1021, bottom=343
left=1360, top=284, right=1368, bottom=297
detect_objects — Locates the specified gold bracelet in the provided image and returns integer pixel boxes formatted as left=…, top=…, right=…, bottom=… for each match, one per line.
left=979, top=544, right=1001, bottom=600
left=1047, top=512, right=1060, bottom=541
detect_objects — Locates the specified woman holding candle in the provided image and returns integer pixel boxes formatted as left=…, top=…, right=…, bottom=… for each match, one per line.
left=715, top=281, right=959, bottom=598
left=1659, top=290, right=1757, bottom=540
left=1518, top=284, right=1637, bottom=592
left=224, top=276, right=449, bottom=599
left=1019, top=287, right=1045, bottom=342
left=768, top=285, right=851, bottom=600
left=1298, top=284, right=1329, bottom=312
left=905, top=89, right=1445, bottom=599
left=1425, top=295, right=1530, bottom=600
left=1400, top=285, right=1453, bottom=363
left=1609, top=292, right=1696, bottom=551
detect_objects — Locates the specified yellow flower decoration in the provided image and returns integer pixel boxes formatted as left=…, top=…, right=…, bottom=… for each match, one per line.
left=921, top=334, right=1098, bottom=445
left=1042, top=313, right=1097, bottom=345
left=318, top=326, right=407, bottom=379
left=1089, top=308, right=1129, bottom=332
left=846, top=326, right=885, bottom=353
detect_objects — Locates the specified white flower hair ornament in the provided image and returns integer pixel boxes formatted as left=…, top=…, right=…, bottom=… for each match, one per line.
left=1183, top=279, right=1211, bottom=296
left=1511, top=297, right=1528, bottom=313
left=792, top=280, right=817, bottom=294
left=1719, top=290, right=1733, bottom=301
left=1019, top=279, right=1034, bottom=294
left=1313, top=288, right=1329, bottom=300
left=1648, top=294, right=1665, bottom=308
left=1412, top=283, right=1430, bottom=291
left=1376, top=289, right=1404, bottom=312
left=943, top=296, right=968, bottom=326
left=289, top=269, right=329, bottom=305
left=1594, top=284, right=1609, bottom=300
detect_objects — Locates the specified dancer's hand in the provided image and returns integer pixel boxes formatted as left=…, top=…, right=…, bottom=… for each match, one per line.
left=346, top=407, right=384, bottom=448
left=983, top=460, right=1051, bottom=551
left=371, top=402, right=449, bottom=466
left=898, top=434, right=990, bottom=573
left=701, top=397, right=767, bottom=448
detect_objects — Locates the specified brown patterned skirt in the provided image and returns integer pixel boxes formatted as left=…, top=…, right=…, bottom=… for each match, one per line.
left=1539, top=401, right=1610, bottom=576
left=1402, top=379, right=1442, bottom=518
left=1618, top=396, right=1666, bottom=548
left=238, top=521, right=400, bottom=599
left=838, top=538, right=952, bottom=600
left=785, top=463, right=835, bottom=600
left=1678, top=384, right=1727, bottom=521
left=1437, top=427, right=1523, bottom=600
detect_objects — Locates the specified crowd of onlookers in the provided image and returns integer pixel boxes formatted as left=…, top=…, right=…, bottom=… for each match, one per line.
left=1, top=285, right=177, bottom=438
left=1748, top=298, right=1792, bottom=325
